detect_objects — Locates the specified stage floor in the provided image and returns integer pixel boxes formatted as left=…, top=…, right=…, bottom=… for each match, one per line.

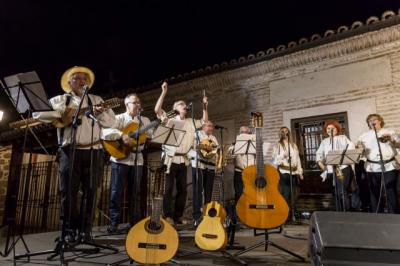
left=0, top=224, right=310, bottom=265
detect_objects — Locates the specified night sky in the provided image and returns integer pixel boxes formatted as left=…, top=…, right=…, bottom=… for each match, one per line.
left=0, top=0, right=399, bottom=129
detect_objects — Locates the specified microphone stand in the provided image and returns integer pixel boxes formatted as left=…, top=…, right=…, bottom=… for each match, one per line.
left=133, top=109, right=143, bottom=224
left=330, top=132, right=340, bottom=212
left=286, top=134, right=296, bottom=223
left=372, top=124, right=389, bottom=213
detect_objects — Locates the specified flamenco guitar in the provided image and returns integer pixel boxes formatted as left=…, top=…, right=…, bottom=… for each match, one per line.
left=125, top=165, right=179, bottom=264
left=102, top=109, right=178, bottom=159
left=194, top=151, right=227, bottom=251
left=236, top=112, right=289, bottom=229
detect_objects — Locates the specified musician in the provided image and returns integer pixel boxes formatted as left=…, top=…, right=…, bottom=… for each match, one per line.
left=272, top=127, right=303, bottom=206
left=190, top=120, right=219, bottom=227
left=101, top=94, right=151, bottom=233
left=154, top=81, right=208, bottom=225
left=231, top=126, right=256, bottom=203
left=316, top=120, right=355, bottom=211
left=357, top=114, right=400, bottom=213
left=50, top=66, right=115, bottom=240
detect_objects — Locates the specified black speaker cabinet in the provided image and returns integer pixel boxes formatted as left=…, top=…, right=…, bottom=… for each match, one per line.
left=309, top=211, right=400, bottom=266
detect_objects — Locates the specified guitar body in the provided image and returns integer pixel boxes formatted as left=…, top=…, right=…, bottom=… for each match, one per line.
left=126, top=216, right=179, bottom=264
left=236, top=164, right=289, bottom=229
left=195, top=201, right=227, bottom=251
left=102, top=122, right=148, bottom=159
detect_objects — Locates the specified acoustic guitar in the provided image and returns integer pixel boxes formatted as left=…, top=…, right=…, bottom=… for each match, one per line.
left=194, top=149, right=228, bottom=251
left=236, top=112, right=289, bottom=229
left=126, top=165, right=179, bottom=264
left=9, top=97, right=123, bottom=129
left=101, top=109, right=178, bottom=159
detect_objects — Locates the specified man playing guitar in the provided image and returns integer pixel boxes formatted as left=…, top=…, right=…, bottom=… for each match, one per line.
left=101, top=93, right=152, bottom=233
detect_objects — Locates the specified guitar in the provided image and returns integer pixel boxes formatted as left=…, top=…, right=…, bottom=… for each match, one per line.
left=125, top=164, right=179, bottom=264
left=236, top=112, right=289, bottom=229
left=9, top=97, right=123, bottom=129
left=101, top=109, right=178, bottom=159
left=194, top=150, right=228, bottom=251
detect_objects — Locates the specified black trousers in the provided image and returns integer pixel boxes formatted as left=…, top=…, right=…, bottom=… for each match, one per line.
left=278, top=172, right=299, bottom=208
left=163, top=163, right=188, bottom=221
left=367, top=170, right=398, bottom=213
left=327, top=166, right=353, bottom=212
left=192, top=167, right=215, bottom=221
left=59, top=147, right=103, bottom=234
left=233, top=170, right=243, bottom=203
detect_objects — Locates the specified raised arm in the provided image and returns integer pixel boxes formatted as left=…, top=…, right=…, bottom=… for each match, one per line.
left=202, top=95, right=209, bottom=122
left=154, top=81, right=168, bottom=116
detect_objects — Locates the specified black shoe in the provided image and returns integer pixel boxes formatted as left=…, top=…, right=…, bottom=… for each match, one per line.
left=107, top=225, right=118, bottom=233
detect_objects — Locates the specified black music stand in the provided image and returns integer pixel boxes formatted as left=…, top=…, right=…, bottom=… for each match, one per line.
left=226, top=134, right=256, bottom=251
left=326, top=148, right=362, bottom=212
left=0, top=72, right=52, bottom=264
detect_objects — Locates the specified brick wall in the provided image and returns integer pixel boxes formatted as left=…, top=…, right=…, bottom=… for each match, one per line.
left=0, top=145, right=12, bottom=224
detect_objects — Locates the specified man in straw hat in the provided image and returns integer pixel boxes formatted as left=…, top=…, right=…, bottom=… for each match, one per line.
left=50, top=66, right=116, bottom=241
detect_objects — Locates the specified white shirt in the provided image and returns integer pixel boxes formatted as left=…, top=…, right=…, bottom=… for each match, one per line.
left=316, top=135, right=355, bottom=174
left=49, top=92, right=116, bottom=149
left=272, top=142, right=303, bottom=175
left=101, top=112, right=152, bottom=166
left=189, top=130, right=219, bottom=170
left=357, top=128, right=400, bottom=172
left=158, top=112, right=203, bottom=166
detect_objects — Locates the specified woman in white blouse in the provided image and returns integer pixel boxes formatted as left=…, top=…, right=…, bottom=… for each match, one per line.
left=272, top=127, right=303, bottom=207
left=316, top=120, right=355, bottom=211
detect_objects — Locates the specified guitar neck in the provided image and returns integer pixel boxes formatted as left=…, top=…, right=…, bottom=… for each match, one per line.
left=210, top=173, right=222, bottom=202
left=150, top=198, right=163, bottom=225
left=9, top=117, right=42, bottom=128
left=255, top=128, right=264, bottom=177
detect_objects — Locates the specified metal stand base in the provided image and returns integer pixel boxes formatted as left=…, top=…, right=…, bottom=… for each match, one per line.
left=232, top=230, right=305, bottom=263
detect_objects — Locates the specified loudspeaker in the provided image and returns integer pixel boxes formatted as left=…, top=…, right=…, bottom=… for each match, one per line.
left=309, top=211, right=400, bottom=266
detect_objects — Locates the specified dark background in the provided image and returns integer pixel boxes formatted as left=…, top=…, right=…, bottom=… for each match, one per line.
left=0, top=0, right=399, bottom=129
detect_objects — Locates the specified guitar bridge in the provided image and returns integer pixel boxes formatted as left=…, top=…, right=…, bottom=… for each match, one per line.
left=249, top=204, right=275, bottom=209
left=138, top=243, right=167, bottom=250
left=202, top=233, right=218, bottom=239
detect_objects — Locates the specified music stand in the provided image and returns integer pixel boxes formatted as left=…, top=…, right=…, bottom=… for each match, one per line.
left=0, top=72, right=52, bottom=262
left=326, top=149, right=362, bottom=212
left=226, top=134, right=256, bottom=251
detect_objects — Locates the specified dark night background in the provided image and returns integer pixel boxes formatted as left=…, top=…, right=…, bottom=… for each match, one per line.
left=0, top=0, right=399, bottom=129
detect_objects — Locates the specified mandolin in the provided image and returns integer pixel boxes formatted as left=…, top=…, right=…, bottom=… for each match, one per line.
left=194, top=150, right=228, bottom=251
left=126, top=165, right=179, bottom=264
left=101, top=109, right=178, bottom=159
left=9, top=97, right=123, bottom=129
left=236, top=112, right=289, bottom=229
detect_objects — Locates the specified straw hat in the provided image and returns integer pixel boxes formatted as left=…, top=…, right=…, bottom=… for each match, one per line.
left=60, top=66, right=95, bottom=93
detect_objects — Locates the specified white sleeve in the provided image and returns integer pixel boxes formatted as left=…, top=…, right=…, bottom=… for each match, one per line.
left=315, top=140, right=325, bottom=162
left=100, top=114, right=124, bottom=141
left=92, top=95, right=116, bottom=128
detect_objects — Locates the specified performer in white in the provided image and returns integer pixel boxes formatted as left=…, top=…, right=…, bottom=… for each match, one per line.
left=316, top=120, right=355, bottom=211
left=357, top=114, right=400, bottom=213
left=272, top=127, right=303, bottom=206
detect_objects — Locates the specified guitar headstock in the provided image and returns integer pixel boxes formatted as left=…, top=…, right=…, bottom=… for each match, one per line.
left=103, top=98, right=124, bottom=109
left=165, top=109, right=179, bottom=119
left=251, top=112, right=263, bottom=128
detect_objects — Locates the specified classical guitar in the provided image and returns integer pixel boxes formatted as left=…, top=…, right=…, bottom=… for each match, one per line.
left=9, top=97, right=123, bottom=129
left=101, top=109, right=178, bottom=159
left=236, top=112, right=289, bottom=229
left=194, top=150, right=228, bottom=251
left=126, top=165, right=179, bottom=264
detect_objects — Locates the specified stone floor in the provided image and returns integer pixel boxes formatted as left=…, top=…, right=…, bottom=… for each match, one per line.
left=0, top=224, right=310, bottom=265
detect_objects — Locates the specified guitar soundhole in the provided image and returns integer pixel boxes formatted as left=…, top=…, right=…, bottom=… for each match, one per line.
left=255, top=177, right=266, bottom=188
left=208, top=208, right=217, bottom=217
left=145, top=220, right=164, bottom=234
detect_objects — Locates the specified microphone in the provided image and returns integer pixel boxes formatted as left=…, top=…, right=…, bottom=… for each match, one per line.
left=184, top=102, right=193, bottom=111
left=214, top=125, right=227, bottom=130
left=85, top=110, right=98, bottom=123
left=82, top=84, right=90, bottom=91
left=328, top=128, right=333, bottom=135
left=370, top=121, right=376, bottom=128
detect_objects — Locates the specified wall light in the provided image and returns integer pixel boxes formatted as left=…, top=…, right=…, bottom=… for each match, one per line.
left=0, top=111, right=4, bottom=122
